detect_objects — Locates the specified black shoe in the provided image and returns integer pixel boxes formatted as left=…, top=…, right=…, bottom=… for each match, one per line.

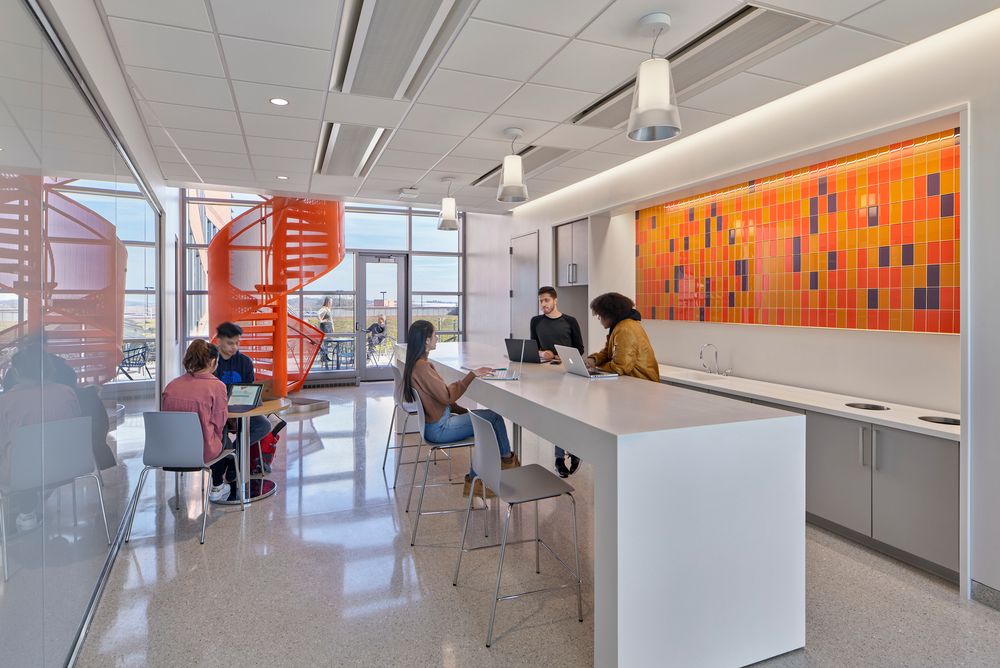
left=567, top=455, right=581, bottom=476
left=555, top=460, right=570, bottom=478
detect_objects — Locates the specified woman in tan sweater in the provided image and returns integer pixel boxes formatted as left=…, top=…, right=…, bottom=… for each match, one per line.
left=402, top=320, right=513, bottom=486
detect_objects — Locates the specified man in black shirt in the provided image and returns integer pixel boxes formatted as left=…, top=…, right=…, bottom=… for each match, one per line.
left=215, top=322, right=272, bottom=471
left=529, top=286, right=583, bottom=477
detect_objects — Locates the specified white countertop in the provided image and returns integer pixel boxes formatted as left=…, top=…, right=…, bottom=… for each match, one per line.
left=659, top=364, right=960, bottom=441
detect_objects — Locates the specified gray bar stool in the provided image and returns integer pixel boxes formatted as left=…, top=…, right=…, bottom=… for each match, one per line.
left=453, top=412, right=583, bottom=647
left=381, top=365, right=422, bottom=487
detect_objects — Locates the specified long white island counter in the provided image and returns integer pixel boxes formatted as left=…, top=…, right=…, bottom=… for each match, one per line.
left=426, top=343, right=807, bottom=667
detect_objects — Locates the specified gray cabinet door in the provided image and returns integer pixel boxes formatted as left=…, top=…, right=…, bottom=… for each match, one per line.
left=806, top=411, right=872, bottom=535
left=556, top=223, right=573, bottom=287
left=872, top=427, right=959, bottom=571
left=571, top=219, right=589, bottom=285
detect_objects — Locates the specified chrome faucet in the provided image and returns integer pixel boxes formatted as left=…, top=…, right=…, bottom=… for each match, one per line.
left=699, top=343, right=718, bottom=374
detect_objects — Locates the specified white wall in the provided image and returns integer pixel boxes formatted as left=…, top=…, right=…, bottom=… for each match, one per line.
left=509, top=12, right=1000, bottom=594
left=464, top=212, right=510, bottom=345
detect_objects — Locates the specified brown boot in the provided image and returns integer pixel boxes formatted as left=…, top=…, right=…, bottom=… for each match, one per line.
left=464, top=475, right=495, bottom=498
left=501, top=453, right=520, bottom=470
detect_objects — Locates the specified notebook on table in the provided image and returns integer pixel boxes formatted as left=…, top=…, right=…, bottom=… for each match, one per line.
left=228, top=382, right=264, bottom=413
left=554, top=345, right=618, bottom=380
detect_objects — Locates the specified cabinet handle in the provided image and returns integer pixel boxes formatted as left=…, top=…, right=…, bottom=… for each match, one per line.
left=571, top=263, right=577, bottom=284
left=567, top=262, right=573, bottom=284
left=872, top=428, right=879, bottom=471
left=858, top=426, right=865, bottom=467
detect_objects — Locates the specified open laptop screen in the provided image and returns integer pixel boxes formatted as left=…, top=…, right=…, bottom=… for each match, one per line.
left=228, top=383, right=263, bottom=407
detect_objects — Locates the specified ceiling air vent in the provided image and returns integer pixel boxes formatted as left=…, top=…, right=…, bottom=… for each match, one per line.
left=471, top=146, right=572, bottom=189
left=317, top=122, right=390, bottom=177
left=574, top=5, right=824, bottom=130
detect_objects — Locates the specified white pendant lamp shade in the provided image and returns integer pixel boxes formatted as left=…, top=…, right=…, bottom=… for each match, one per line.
left=497, top=153, right=528, bottom=203
left=437, top=196, right=458, bottom=230
left=627, top=57, right=681, bottom=142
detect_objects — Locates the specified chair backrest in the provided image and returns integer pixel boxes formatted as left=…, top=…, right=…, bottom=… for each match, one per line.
left=470, top=412, right=502, bottom=493
left=142, top=411, right=208, bottom=468
left=410, top=387, right=429, bottom=434
left=391, top=364, right=416, bottom=412
left=9, top=416, right=96, bottom=492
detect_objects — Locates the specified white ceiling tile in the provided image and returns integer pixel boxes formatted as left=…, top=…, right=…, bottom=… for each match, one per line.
left=230, top=81, right=325, bottom=117
left=10, top=106, right=104, bottom=137
left=108, top=18, right=224, bottom=76
left=534, top=124, right=619, bottom=150
left=748, top=27, right=901, bottom=85
left=127, top=67, right=234, bottom=110
left=159, top=161, right=201, bottom=181
left=472, top=0, right=611, bottom=36
left=157, top=146, right=250, bottom=169
left=532, top=40, right=644, bottom=94
left=1, top=5, right=42, bottom=47
left=419, top=69, right=520, bottom=112
left=264, top=176, right=310, bottom=190
left=470, top=114, right=556, bottom=144
left=142, top=100, right=242, bottom=134
left=376, top=148, right=443, bottom=170
left=844, top=0, right=1000, bottom=43
left=221, top=36, right=330, bottom=90
left=560, top=151, right=630, bottom=171
left=495, top=84, right=597, bottom=122
left=210, top=0, right=342, bottom=49
left=191, top=165, right=256, bottom=182
left=324, top=92, right=409, bottom=127
left=579, top=0, right=743, bottom=53
left=310, top=174, right=363, bottom=195
left=40, top=130, right=115, bottom=156
left=101, top=0, right=212, bottom=30
left=149, top=126, right=248, bottom=153
left=753, top=0, right=882, bottom=22
left=401, top=103, right=488, bottom=136
left=682, top=72, right=800, bottom=116
left=440, top=19, right=567, bottom=81
left=534, top=164, right=598, bottom=183
left=241, top=112, right=319, bottom=141
left=386, top=129, right=461, bottom=154
left=449, top=137, right=512, bottom=160
left=367, top=165, right=428, bottom=183
left=245, top=136, right=316, bottom=159
left=250, top=155, right=313, bottom=173
left=433, top=155, right=498, bottom=175
left=0, top=42, right=41, bottom=84
left=592, top=105, right=729, bottom=155
left=418, top=172, right=477, bottom=192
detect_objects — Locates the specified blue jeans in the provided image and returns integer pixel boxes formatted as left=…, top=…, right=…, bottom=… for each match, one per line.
left=424, top=406, right=511, bottom=476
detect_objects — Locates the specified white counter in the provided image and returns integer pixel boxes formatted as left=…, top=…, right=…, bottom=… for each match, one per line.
left=659, top=365, right=960, bottom=441
left=427, top=343, right=806, bottom=667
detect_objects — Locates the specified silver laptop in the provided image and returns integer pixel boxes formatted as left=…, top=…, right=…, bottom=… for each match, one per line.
left=483, top=339, right=525, bottom=381
left=554, top=345, right=618, bottom=379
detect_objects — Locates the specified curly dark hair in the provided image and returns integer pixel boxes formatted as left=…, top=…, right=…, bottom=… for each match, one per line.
left=590, top=292, right=634, bottom=322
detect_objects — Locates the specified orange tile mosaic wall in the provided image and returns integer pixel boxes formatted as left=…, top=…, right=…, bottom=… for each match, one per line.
left=635, top=129, right=960, bottom=333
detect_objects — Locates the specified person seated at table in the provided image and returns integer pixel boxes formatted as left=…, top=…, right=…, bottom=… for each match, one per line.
left=402, top=319, right=516, bottom=496
left=586, top=292, right=660, bottom=382
left=162, top=340, right=233, bottom=502
left=0, top=343, right=82, bottom=532
left=214, top=321, right=272, bottom=469
left=530, top=286, right=585, bottom=478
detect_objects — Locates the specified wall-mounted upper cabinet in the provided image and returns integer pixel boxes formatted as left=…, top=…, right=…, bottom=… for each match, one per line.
left=555, top=219, right=588, bottom=287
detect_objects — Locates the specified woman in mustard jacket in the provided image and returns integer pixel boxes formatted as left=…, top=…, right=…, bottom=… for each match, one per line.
left=585, top=292, right=659, bottom=382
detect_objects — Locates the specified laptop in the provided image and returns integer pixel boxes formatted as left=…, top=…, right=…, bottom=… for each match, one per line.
left=554, top=345, right=618, bottom=380
left=228, top=382, right=264, bottom=413
left=504, top=338, right=542, bottom=363
left=482, top=339, right=525, bottom=381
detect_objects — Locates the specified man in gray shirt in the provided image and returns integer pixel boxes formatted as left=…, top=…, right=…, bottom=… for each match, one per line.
left=529, top=286, right=583, bottom=477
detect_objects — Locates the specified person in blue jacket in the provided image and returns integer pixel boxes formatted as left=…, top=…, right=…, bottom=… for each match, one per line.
left=214, top=321, right=272, bottom=472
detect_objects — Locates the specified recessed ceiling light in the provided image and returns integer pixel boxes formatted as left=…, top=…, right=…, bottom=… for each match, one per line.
left=276, top=175, right=289, bottom=180
left=269, top=98, right=289, bottom=106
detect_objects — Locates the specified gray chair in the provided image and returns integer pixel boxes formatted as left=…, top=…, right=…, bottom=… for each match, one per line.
left=0, top=416, right=110, bottom=581
left=407, top=388, right=481, bottom=547
left=382, top=365, right=421, bottom=487
left=123, top=412, right=244, bottom=546
left=453, top=412, right=583, bottom=647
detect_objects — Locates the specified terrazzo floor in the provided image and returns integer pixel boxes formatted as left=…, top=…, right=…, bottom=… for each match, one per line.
left=75, top=382, right=1000, bottom=667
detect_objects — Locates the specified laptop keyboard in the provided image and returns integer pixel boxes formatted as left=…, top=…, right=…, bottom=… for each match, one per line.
left=486, top=369, right=519, bottom=380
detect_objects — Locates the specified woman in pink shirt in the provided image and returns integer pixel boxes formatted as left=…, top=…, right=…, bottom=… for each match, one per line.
left=162, top=340, right=233, bottom=501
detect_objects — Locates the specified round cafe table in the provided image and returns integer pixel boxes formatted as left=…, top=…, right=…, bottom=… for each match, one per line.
left=216, top=397, right=291, bottom=505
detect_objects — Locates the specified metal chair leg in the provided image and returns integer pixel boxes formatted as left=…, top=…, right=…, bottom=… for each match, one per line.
left=452, top=476, right=478, bottom=585
left=487, top=504, right=513, bottom=648
left=124, top=466, right=153, bottom=542
left=405, top=437, right=426, bottom=512
left=1, top=495, right=8, bottom=582
left=568, top=492, right=583, bottom=622
left=382, top=408, right=396, bottom=470
left=174, top=472, right=180, bottom=511
left=391, top=413, right=411, bottom=488
left=86, top=473, right=111, bottom=545
left=200, top=469, right=210, bottom=544
left=482, top=485, right=489, bottom=538
left=535, top=500, right=540, bottom=574
left=229, top=451, right=246, bottom=510
left=409, top=446, right=437, bottom=545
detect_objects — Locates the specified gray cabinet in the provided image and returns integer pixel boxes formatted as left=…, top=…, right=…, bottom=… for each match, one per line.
left=872, top=426, right=959, bottom=571
left=555, top=219, right=588, bottom=286
left=806, top=412, right=872, bottom=536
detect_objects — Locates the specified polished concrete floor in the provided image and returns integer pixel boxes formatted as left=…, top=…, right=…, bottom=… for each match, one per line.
left=77, top=382, right=1000, bottom=667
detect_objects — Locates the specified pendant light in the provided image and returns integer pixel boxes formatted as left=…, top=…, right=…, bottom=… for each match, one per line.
left=627, top=12, right=681, bottom=142
left=497, top=127, right=528, bottom=203
left=438, top=177, right=459, bottom=231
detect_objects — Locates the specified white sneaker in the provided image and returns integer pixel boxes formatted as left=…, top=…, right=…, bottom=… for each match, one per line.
left=16, top=512, right=39, bottom=532
left=208, top=482, right=231, bottom=502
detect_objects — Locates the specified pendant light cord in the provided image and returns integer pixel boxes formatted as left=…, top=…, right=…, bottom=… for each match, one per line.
left=650, top=26, right=663, bottom=59
left=510, top=135, right=516, bottom=155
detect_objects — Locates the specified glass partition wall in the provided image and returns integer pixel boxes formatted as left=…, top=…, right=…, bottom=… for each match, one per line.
left=0, top=0, right=160, bottom=664
left=183, top=197, right=463, bottom=382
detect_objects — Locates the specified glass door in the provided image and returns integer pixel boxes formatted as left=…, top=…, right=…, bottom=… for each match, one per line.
left=356, top=254, right=406, bottom=381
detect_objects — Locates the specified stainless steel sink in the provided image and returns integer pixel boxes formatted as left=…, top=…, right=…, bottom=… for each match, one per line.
left=919, top=415, right=960, bottom=426
left=845, top=402, right=890, bottom=411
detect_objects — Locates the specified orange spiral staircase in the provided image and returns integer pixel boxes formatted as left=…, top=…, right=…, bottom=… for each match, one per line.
left=0, top=174, right=126, bottom=385
left=207, top=197, right=344, bottom=396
